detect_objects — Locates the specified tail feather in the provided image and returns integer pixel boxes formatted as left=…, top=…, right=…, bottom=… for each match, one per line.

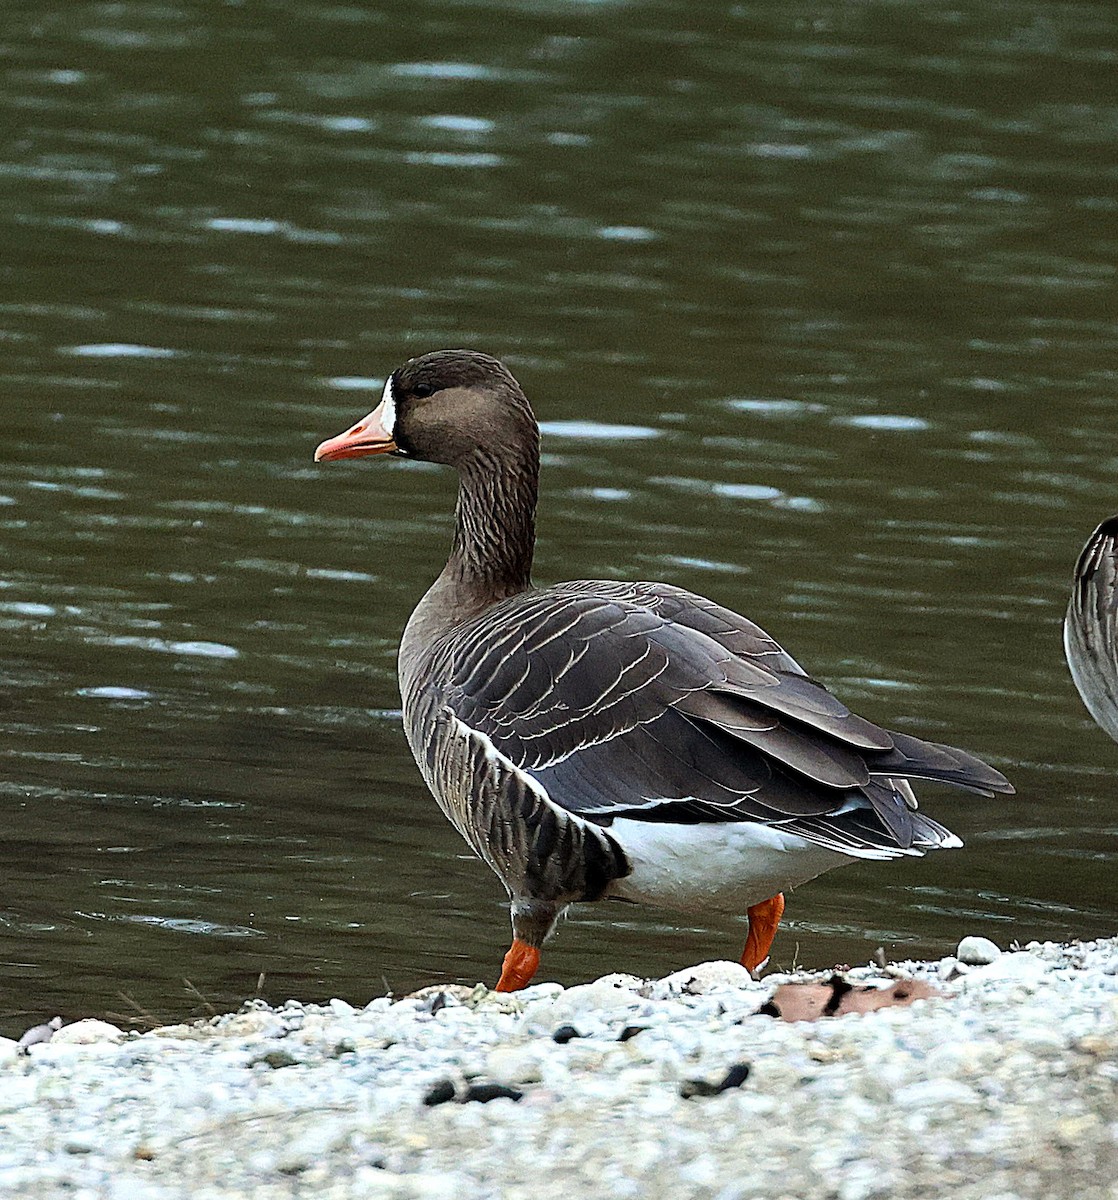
left=870, top=730, right=1013, bottom=797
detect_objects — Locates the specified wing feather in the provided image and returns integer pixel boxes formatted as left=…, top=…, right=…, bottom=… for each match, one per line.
left=411, top=578, right=1011, bottom=858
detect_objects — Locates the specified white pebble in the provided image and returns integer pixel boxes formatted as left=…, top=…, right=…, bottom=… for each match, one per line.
left=51, top=1019, right=124, bottom=1046
left=485, top=1046, right=544, bottom=1085
left=957, top=936, right=1002, bottom=965
left=962, top=951, right=1049, bottom=986
left=893, top=1079, right=982, bottom=1109
left=546, top=978, right=642, bottom=1021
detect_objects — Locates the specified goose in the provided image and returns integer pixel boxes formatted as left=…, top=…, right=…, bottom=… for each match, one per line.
left=1065, top=517, right=1118, bottom=742
left=314, top=349, right=1013, bottom=991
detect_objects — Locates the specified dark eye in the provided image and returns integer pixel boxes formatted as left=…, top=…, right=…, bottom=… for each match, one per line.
left=412, top=382, right=433, bottom=399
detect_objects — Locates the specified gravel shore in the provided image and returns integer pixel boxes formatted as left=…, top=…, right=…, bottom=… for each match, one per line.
left=2, top=937, right=1116, bottom=1200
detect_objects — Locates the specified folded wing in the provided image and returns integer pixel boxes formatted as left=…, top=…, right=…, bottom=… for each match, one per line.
left=429, top=579, right=1012, bottom=859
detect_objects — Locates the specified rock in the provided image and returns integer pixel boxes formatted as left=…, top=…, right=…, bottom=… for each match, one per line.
left=892, top=1079, right=982, bottom=1109
left=63, top=1132, right=99, bottom=1155
left=957, top=936, right=1002, bottom=966
left=422, top=1079, right=457, bottom=1107
left=485, top=1046, right=543, bottom=1085
left=251, top=1048, right=301, bottom=1069
left=462, top=1082, right=523, bottom=1104
left=617, top=1024, right=648, bottom=1042
left=518, top=982, right=564, bottom=1002
left=660, top=960, right=753, bottom=995
left=546, top=977, right=642, bottom=1022
left=50, top=1019, right=123, bottom=1046
left=961, top=951, right=1049, bottom=987
left=680, top=1062, right=752, bottom=1099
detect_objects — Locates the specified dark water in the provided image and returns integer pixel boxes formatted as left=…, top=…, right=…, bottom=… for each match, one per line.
left=2, top=0, right=1117, bottom=1033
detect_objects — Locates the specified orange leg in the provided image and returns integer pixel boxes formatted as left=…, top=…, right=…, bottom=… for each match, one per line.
left=495, top=938, right=541, bottom=992
left=741, top=893, right=785, bottom=972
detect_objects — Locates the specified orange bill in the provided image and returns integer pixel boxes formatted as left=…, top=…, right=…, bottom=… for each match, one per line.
left=314, top=385, right=396, bottom=461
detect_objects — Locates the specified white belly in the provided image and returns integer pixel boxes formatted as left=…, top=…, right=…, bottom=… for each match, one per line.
left=605, top=819, right=851, bottom=914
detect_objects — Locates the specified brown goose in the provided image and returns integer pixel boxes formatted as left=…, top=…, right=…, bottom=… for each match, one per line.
left=1065, top=517, right=1118, bottom=742
left=315, top=349, right=1013, bottom=991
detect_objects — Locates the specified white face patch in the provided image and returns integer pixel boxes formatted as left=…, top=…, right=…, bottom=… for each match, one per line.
left=379, top=374, right=397, bottom=437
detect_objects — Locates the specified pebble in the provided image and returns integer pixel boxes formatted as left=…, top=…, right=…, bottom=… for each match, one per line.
left=679, top=1062, right=752, bottom=1098
left=49, top=1019, right=124, bottom=1046
left=485, top=1045, right=543, bottom=1085
left=892, top=1078, right=982, bottom=1109
left=0, top=937, right=1116, bottom=1200
left=956, top=936, right=1002, bottom=965
left=961, top=951, right=1049, bottom=987
left=658, top=960, right=754, bottom=995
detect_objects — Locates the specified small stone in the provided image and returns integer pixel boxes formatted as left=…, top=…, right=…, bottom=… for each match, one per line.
left=552, top=1024, right=581, bottom=1044
left=422, top=1079, right=457, bottom=1107
left=547, top=978, right=641, bottom=1021
left=518, top=982, right=564, bottom=1002
left=64, top=1134, right=98, bottom=1155
left=963, top=952, right=1048, bottom=986
left=893, top=1079, right=981, bottom=1109
left=462, top=1082, right=523, bottom=1104
left=661, top=960, right=754, bottom=995
left=486, top=1046, right=543, bottom=1085
left=50, top=1018, right=123, bottom=1046
left=680, top=1062, right=751, bottom=1099
left=251, top=1049, right=300, bottom=1070
left=617, top=1025, right=648, bottom=1042
left=957, top=936, right=1001, bottom=966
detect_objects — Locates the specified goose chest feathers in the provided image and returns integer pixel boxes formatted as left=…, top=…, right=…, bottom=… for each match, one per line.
left=315, top=349, right=1013, bottom=991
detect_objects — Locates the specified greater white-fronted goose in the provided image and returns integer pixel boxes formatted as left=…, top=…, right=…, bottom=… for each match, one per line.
left=1065, top=517, right=1118, bottom=742
left=315, top=349, right=1014, bottom=990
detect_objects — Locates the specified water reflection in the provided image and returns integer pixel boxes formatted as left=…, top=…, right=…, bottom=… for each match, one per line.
left=1, top=0, right=1117, bottom=1031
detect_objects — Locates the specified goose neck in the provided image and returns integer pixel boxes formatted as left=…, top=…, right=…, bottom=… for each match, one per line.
left=447, top=445, right=537, bottom=604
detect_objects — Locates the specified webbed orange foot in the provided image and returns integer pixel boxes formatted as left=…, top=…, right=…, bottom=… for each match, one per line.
left=495, top=938, right=541, bottom=992
left=741, top=892, right=785, bottom=972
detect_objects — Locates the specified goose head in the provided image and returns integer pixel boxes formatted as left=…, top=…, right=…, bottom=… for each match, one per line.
left=314, top=348, right=537, bottom=468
